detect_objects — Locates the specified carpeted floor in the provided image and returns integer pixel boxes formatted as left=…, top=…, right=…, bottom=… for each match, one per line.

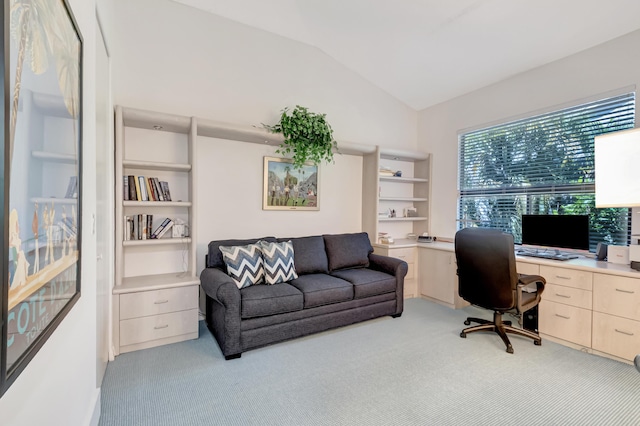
left=99, top=298, right=640, bottom=425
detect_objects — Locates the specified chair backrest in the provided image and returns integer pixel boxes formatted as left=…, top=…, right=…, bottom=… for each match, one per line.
left=454, top=227, right=519, bottom=311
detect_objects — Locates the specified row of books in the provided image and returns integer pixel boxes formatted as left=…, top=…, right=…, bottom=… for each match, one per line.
left=124, top=215, right=175, bottom=240
left=123, top=176, right=172, bottom=202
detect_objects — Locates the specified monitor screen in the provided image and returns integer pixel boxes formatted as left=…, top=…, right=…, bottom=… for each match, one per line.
left=521, top=214, right=590, bottom=251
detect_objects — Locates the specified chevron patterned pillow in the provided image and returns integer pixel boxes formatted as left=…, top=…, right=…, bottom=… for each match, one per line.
left=259, top=240, right=298, bottom=285
left=219, top=243, right=265, bottom=289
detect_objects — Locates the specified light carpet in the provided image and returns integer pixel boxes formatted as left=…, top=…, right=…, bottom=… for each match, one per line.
left=99, top=298, right=640, bottom=425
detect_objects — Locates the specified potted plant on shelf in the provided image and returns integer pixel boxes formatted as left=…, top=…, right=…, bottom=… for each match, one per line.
left=263, top=105, right=338, bottom=169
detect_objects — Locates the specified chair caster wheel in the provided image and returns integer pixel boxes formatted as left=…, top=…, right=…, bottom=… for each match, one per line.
left=464, top=320, right=471, bottom=325
left=506, top=346, right=514, bottom=354
left=460, top=332, right=466, bottom=338
left=534, top=340, right=542, bottom=346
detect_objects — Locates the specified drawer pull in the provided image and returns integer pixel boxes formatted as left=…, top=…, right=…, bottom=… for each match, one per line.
left=555, top=275, right=571, bottom=280
left=615, top=288, right=634, bottom=294
left=555, top=314, right=571, bottom=320
left=154, top=299, right=169, bottom=304
left=614, top=329, right=634, bottom=336
left=154, top=324, right=169, bottom=330
left=555, top=293, right=571, bottom=299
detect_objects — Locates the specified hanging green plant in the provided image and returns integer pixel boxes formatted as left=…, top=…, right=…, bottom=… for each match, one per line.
left=263, top=105, right=338, bottom=170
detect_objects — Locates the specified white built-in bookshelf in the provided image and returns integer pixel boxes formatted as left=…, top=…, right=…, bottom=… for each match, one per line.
left=113, top=106, right=200, bottom=355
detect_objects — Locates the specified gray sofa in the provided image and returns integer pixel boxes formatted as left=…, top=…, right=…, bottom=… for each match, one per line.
left=200, top=232, right=408, bottom=359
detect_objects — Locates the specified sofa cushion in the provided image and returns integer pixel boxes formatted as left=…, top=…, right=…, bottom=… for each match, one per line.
left=219, top=243, right=264, bottom=289
left=240, top=283, right=303, bottom=319
left=323, top=232, right=373, bottom=271
left=259, top=240, right=298, bottom=284
left=278, top=236, right=329, bottom=275
left=207, top=237, right=276, bottom=270
left=290, top=274, right=353, bottom=308
left=331, top=269, right=397, bottom=299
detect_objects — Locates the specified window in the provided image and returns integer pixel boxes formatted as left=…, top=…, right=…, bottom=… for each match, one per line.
left=458, top=92, right=635, bottom=250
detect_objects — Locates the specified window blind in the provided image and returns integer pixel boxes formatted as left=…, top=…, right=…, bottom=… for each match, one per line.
left=458, top=92, right=635, bottom=249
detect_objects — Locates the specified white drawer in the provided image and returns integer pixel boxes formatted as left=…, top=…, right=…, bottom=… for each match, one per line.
left=592, top=311, right=640, bottom=361
left=516, top=262, right=539, bottom=276
left=542, top=283, right=592, bottom=310
left=120, top=308, right=198, bottom=346
left=539, top=266, right=592, bottom=291
left=539, top=300, right=591, bottom=347
left=384, top=247, right=415, bottom=263
left=120, top=286, right=199, bottom=320
left=593, top=274, right=640, bottom=320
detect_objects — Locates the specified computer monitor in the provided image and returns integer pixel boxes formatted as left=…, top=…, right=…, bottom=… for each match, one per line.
left=521, top=214, right=590, bottom=252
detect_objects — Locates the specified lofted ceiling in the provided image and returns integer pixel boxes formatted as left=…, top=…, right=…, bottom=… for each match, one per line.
left=172, top=0, right=640, bottom=110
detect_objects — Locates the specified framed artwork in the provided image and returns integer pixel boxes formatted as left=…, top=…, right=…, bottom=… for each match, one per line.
left=1, top=0, right=83, bottom=396
left=263, top=157, right=319, bottom=211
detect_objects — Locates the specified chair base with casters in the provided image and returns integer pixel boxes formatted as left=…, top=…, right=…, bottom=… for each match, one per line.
left=460, top=310, right=542, bottom=354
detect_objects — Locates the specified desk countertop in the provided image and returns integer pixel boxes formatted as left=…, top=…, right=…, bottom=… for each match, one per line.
left=412, top=240, right=640, bottom=279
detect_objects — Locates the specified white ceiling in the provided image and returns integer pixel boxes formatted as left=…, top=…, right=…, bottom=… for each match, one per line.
left=172, top=0, right=640, bottom=110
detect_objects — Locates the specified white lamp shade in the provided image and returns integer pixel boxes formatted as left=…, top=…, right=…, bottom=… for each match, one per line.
left=595, top=127, right=640, bottom=207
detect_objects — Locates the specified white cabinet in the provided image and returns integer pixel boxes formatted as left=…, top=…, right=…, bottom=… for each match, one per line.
left=538, top=265, right=593, bottom=348
left=418, top=246, right=467, bottom=309
left=362, top=147, right=432, bottom=244
left=113, top=106, right=200, bottom=355
left=373, top=245, right=417, bottom=298
left=592, top=273, right=640, bottom=362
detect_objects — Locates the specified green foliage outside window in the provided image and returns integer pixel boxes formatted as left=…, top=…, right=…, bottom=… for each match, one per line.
left=459, top=93, right=635, bottom=251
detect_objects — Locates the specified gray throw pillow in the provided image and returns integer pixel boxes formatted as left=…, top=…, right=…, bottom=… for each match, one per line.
left=323, top=232, right=373, bottom=271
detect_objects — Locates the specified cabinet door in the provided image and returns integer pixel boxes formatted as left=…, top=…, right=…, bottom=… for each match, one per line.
left=419, top=249, right=456, bottom=305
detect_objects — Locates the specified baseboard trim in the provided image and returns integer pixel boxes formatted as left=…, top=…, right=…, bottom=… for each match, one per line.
left=85, top=388, right=101, bottom=426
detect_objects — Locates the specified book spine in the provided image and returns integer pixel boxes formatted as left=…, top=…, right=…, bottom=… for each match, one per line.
left=145, top=177, right=155, bottom=201
left=138, top=176, right=148, bottom=201
left=123, top=176, right=129, bottom=201
left=142, top=214, right=148, bottom=240
left=134, top=176, right=142, bottom=201
left=156, top=220, right=174, bottom=239
left=160, top=181, right=172, bottom=201
left=150, top=217, right=171, bottom=239
left=128, top=176, right=137, bottom=200
left=153, top=178, right=164, bottom=201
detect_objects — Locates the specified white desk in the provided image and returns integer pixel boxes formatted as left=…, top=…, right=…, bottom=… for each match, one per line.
left=416, top=241, right=640, bottom=364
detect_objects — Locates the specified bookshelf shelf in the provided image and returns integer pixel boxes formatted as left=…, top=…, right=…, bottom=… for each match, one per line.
left=378, top=216, right=428, bottom=222
left=123, top=160, right=191, bottom=172
left=123, top=201, right=192, bottom=208
left=123, top=237, right=192, bottom=247
left=379, top=176, right=428, bottom=183
left=379, top=197, right=428, bottom=202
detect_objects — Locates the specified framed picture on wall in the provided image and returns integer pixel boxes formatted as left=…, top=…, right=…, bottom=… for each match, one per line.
left=263, top=157, right=320, bottom=211
left=1, top=0, right=83, bottom=396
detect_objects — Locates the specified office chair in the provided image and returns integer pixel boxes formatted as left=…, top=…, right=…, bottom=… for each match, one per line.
left=455, top=227, right=546, bottom=353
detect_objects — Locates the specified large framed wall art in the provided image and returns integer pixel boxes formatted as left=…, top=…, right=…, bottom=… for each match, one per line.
left=1, top=0, right=83, bottom=396
left=263, top=156, right=320, bottom=211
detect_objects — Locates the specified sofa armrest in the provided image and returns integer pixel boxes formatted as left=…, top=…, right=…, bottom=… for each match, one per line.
left=368, top=253, right=408, bottom=278
left=200, top=268, right=240, bottom=308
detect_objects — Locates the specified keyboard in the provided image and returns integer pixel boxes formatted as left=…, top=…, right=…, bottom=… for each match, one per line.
left=516, top=250, right=579, bottom=261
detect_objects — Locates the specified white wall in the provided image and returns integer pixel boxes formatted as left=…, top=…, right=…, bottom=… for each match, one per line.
left=0, top=1, right=101, bottom=425
left=110, top=0, right=418, bottom=273
left=419, top=30, right=640, bottom=239
left=196, top=137, right=363, bottom=273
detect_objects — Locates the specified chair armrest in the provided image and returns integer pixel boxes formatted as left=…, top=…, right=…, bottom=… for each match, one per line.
left=516, top=274, right=546, bottom=313
left=368, top=253, right=408, bottom=278
left=518, top=274, right=546, bottom=294
left=200, top=268, right=240, bottom=308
